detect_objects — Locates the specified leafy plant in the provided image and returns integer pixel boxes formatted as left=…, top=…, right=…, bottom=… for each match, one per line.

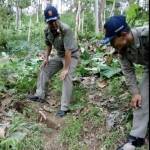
left=0, top=113, right=43, bottom=150
left=126, top=3, right=149, bottom=26
left=0, top=56, right=40, bottom=94
left=79, top=50, right=122, bottom=78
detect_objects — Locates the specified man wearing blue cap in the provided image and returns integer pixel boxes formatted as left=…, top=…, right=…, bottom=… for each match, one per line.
left=101, top=15, right=149, bottom=150
left=28, top=5, right=79, bottom=117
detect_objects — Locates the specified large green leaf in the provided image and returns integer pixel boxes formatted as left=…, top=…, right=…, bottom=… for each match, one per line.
left=100, top=65, right=121, bottom=78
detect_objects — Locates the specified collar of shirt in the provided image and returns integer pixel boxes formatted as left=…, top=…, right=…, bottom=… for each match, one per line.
left=47, top=21, right=64, bottom=38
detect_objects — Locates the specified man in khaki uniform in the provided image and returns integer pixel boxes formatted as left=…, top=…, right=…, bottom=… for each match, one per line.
left=29, top=5, right=79, bottom=117
left=100, top=15, right=149, bottom=150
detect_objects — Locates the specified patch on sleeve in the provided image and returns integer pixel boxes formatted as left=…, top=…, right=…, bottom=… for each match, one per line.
left=141, top=26, right=149, bottom=37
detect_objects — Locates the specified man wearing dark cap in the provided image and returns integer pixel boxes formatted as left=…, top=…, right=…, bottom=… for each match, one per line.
left=101, top=15, right=149, bottom=150
left=28, top=5, right=79, bottom=117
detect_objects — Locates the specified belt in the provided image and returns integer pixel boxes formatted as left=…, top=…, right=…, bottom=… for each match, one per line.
left=72, top=49, right=79, bottom=54
left=71, top=49, right=79, bottom=59
left=72, top=55, right=79, bottom=59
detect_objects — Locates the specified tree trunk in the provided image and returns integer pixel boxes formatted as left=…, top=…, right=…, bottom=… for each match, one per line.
left=103, top=0, right=106, bottom=26
left=78, top=1, right=81, bottom=32
left=99, top=0, right=105, bottom=32
left=110, top=0, right=116, bottom=17
left=19, top=8, right=22, bottom=28
left=60, top=0, right=63, bottom=15
left=5, top=0, right=8, bottom=6
left=75, top=0, right=81, bottom=39
left=36, top=0, right=40, bottom=23
left=28, top=16, right=32, bottom=42
left=95, top=0, right=99, bottom=34
left=28, top=0, right=32, bottom=42
left=16, top=0, right=19, bottom=30
left=37, top=8, right=39, bottom=23
left=81, top=11, right=84, bottom=33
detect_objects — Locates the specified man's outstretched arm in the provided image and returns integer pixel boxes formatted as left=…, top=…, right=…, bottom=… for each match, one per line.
left=60, top=50, right=72, bottom=80
left=119, top=55, right=141, bottom=109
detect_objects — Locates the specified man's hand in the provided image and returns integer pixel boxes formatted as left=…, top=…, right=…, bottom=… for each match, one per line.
left=60, top=50, right=71, bottom=80
left=60, top=69, right=69, bottom=80
left=41, top=45, right=52, bottom=68
left=130, top=94, right=142, bottom=109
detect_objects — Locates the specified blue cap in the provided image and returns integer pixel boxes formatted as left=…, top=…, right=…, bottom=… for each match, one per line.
left=100, top=15, right=128, bottom=45
left=44, top=5, right=59, bottom=23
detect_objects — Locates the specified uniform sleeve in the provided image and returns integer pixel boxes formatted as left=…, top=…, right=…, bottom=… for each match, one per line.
left=141, top=26, right=149, bottom=37
left=44, top=28, right=52, bottom=46
left=141, top=26, right=149, bottom=46
left=119, top=55, right=139, bottom=95
left=63, top=29, right=76, bottom=51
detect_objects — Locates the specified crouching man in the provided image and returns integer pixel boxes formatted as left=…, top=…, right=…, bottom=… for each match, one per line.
left=100, top=15, right=149, bottom=150
left=28, top=5, right=79, bottom=118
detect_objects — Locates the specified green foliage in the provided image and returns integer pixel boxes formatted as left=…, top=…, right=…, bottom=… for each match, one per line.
left=60, top=117, right=83, bottom=150
left=0, top=55, right=40, bottom=94
left=126, top=3, right=149, bottom=26
left=98, top=62, right=121, bottom=78
left=70, top=84, right=87, bottom=110
left=77, top=49, right=121, bottom=78
left=102, top=130, right=122, bottom=149
left=107, top=76, right=125, bottom=97
left=0, top=1, right=149, bottom=150
left=0, top=6, right=12, bottom=28
left=0, top=113, right=43, bottom=150
left=17, top=0, right=31, bottom=9
left=76, top=50, right=92, bottom=76
left=0, top=6, right=14, bottom=49
left=61, top=12, right=76, bottom=29
left=78, top=31, right=98, bottom=41
left=83, top=10, right=95, bottom=33
left=51, top=75, right=62, bottom=93
left=83, top=106, right=105, bottom=126
left=0, top=13, right=45, bottom=95
left=135, top=65, right=144, bottom=81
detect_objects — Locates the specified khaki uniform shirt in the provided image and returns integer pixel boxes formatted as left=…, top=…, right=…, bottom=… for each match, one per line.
left=118, top=26, right=149, bottom=94
left=44, top=21, right=78, bottom=57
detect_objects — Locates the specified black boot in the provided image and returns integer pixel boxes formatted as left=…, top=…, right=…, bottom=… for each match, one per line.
left=56, top=110, right=70, bottom=118
left=28, top=95, right=45, bottom=103
left=117, top=135, right=145, bottom=150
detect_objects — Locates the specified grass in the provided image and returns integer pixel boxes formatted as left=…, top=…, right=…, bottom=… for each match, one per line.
left=59, top=82, right=106, bottom=149
left=51, top=75, right=62, bottom=93
left=59, top=83, right=86, bottom=149
left=82, top=106, right=105, bottom=127
left=1, top=62, right=148, bottom=150
left=58, top=71, right=149, bottom=150
left=60, top=117, right=84, bottom=150
left=101, top=130, right=123, bottom=150
left=0, top=113, right=44, bottom=150
left=20, top=131, right=43, bottom=150
left=137, top=146, right=149, bottom=150
left=106, top=76, right=127, bottom=97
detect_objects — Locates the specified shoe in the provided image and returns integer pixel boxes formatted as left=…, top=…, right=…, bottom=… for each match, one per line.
left=28, top=95, right=45, bottom=103
left=117, top=135, right=145, bottom=150
left=56, top=110, right=70, bottom=118
left=117, top=143, right=135, bottom=150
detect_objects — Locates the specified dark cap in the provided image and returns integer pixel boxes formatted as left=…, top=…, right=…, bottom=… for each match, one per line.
left=44, top=5, right=59, bottom=23
left=100, top=15, right=128, bottom=45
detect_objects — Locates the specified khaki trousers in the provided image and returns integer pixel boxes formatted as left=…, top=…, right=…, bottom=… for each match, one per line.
left=35, top=54, right=79, bottom=111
